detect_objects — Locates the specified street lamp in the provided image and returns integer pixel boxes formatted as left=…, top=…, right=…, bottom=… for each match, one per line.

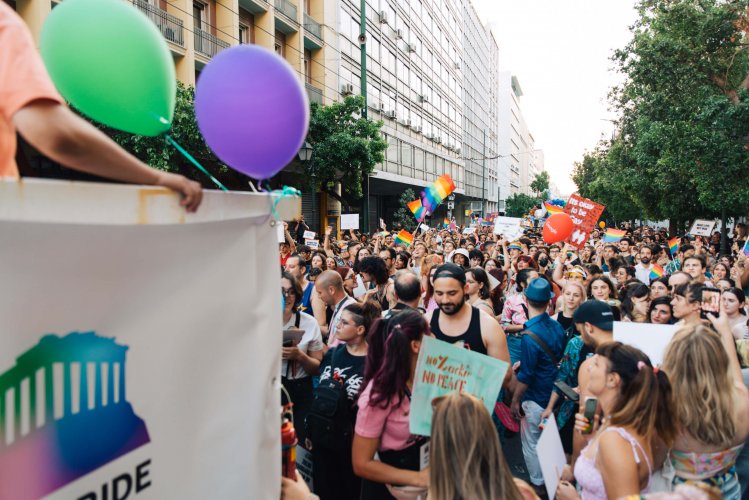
left=298, top=141, right=315, bottom=231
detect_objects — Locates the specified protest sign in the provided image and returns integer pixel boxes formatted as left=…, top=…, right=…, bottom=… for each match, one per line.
left=305, top=239, right=320, bottom=249
left=613, top=322, right=677, bottom=366
left=296, top=446, right=313, bottom=490
left=493, top=216, right=524, bottom=240
left=419, top=223, right=430, bottom=233
left=341, top=213, right=359, bottom=230
left=303, top=230, right=316, bottom=240
left=277, top=224, right=286, bottom=243
left=379, top=218, right=386, bottom=229
left=462, top=227, right=476, bottom=235
left=538, top=417, right=567, bottom=500
left=564, top=194, right=605, bottom=249
left=0, top=178, right=295, bottom=499
left=410, top=337, right=508, bottom=436
left=689, top=219, right=716, bottom=237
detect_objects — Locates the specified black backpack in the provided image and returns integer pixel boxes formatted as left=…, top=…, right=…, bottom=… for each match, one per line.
left=305, top=375, right=354, bottom=452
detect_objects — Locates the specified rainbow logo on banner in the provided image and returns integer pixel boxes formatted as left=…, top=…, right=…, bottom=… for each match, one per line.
left=650, top=264, right=664, bottom=279
left=668, top=237, right=680, bottom=256
left=543, top=201, right=565, bottom=215
left=407, top=199, right=426, bottom=221
left=0, top=332, right=150, bottom=499
left=603, top=228, right=627, bottom=243
left=421, top=175, right=456, bottom=213
left=395, top=229, right=414, bottom=247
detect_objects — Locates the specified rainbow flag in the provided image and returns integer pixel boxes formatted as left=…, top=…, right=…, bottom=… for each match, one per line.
left=394, top=229, right=414, bottom=247
left=668, top=237, right=680, bottom=256
left=407, top=199, right=426, bottom=221
left=421, top=174, right=456, bottom=212
left=650, top=263, right=664, bottom=280
left=544, top=201, right=565, bottom=215
left=443, top=217, right=450, bottom=227
left=603, top=228, right=627, bottom=243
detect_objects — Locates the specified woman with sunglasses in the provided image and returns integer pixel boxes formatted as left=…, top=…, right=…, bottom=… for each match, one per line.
left=352, top=310, right=430, bottom=499
left=280, top=272, right=324, bottom=444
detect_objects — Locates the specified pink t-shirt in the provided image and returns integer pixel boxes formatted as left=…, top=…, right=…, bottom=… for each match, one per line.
left=355, top=381, right=413, bottom=452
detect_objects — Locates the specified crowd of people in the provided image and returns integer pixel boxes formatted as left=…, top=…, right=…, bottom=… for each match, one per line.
left=278, top=218, right=749, bottom=500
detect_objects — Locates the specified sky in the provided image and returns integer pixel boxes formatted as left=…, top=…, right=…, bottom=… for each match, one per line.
left=470, top=0, right=639, bottom=195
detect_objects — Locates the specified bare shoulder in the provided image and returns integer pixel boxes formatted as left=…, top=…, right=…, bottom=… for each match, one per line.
left=424, top=308, right=434, bottom=322
left=478, top=308, right=501, bottom=334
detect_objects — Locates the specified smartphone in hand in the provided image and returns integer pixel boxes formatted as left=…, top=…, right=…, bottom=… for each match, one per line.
left=581, top=397, right=598, bottom=435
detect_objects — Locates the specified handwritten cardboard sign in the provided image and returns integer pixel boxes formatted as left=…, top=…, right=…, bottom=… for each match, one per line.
left=689, top=219, right=716, bottom=237
left=564, top=194, right=605, bottom=249
left=409, top=337, right=508, bottom=436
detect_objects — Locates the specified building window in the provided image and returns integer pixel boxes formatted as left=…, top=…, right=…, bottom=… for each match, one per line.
left=304, top=49, right=312, bottom=84
left=193, top=2, right=206, bottom=31
left=275, top=31, right=286, bottom=56
left=239, top=25, right=250, bottom=44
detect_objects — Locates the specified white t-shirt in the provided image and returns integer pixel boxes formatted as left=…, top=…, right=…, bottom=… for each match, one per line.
left=282, top=311, right=323, bottom=380
left=635, top=263, right=653, bottom=285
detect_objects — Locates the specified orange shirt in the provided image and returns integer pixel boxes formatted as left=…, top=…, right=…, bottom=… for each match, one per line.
left=0, top=2, right=64, bottom=178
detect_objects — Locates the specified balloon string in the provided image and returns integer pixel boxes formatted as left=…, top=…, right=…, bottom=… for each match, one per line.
left=165, top=134, right=229, bottom=192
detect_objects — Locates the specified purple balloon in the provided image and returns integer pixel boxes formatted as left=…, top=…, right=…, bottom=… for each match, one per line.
left=195, top=45, right=309, bottom=179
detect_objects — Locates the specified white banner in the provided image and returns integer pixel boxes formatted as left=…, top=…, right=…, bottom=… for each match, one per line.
left=493, top=216, right=524, bottom=240
left=0, top=179, right=298, bottom=500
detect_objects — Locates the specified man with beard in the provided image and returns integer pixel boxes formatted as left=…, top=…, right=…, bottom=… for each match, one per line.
left=424, top=263, right=511, bottom=386
left=634, top=245, right=654, bottom=285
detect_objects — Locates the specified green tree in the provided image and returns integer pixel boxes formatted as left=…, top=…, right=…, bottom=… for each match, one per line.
left=606, top=0, right=749, bottom=245
left=305, top=96, right=387, bottom=204
left=530, top=171, right=550, bottom=199
left=392, top=188, right=418, bottom=232
left=505, top=193, right=537, bottom=217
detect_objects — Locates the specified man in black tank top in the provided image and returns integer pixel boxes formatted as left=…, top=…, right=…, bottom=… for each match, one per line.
left=424, top=263, right=512, bottom=388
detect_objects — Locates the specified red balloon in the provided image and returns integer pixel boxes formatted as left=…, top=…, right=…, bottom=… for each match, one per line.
left=543, top=213, right=574, bottom=244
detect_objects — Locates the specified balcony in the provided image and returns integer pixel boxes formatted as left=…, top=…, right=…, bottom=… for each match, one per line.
left=305, top=83, right=323, bottom=105
left=303, top=13, right=323, bottom=49
left=131, top=0, right=184, bottom=49
left=194, top=28, right=230, bottom=59
left=238, top=0, right=269, bottom=14
left=274, top=0, right=299, bottom=33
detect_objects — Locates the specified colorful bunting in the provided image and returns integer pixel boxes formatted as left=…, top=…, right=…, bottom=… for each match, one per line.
left=603, top=228, right=627, bottom=243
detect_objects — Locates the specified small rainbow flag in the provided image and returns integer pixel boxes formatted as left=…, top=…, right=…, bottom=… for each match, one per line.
left=544, top=201, right=565, bottom=215
left=603, top=228, right=627, bottom=243
left=650, top=263, right=664, bottom=280
left=668, top=237, right=680, bottom=256
left=443, top=217, right=450, bottom=227
left=407, top=199, right=426, bottom=221
left=422, top=174, right=456, bottom=213
left=394, top=229, right=414, bottom=247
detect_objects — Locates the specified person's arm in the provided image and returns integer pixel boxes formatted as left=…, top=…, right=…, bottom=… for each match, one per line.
left=373, top=233, right=382, bottom=254
left=501, top=242, right=511, bottom=271
left=282, top=346, right=323, bottom=376
left=740, top=257, right=749, bottom=290
left=510, top=381, right=528, bottom=420
left=479, top=313, right=512, bottom=387
left=552, top=257, right=567, bottom=288
left=323, top=226, right=334, bottom=257
left=13, top=101, right=202, bottom=211
left=707, top=307, right=746, bottom=392
left=598, top=431, right=643, bottom=498
left=351, top=435, right=428, bottom=488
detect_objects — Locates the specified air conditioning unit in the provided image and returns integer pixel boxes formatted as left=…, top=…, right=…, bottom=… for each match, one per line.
left=425, top=133, right=434, bottom=140
left=407, top=43, right=416, bottom=53
left=395, top=28, right=403, bottom=39
left=413, top=125, right=422, bottom=133
left=341, top=83, right=354, bottom=95
left=377, top=102, right=386, bottom=112
left=434, top=136, right=442, bottom=144
left=453, top=61, right=461, bottom=70
left=385, top=110, right=397, bottom=119
left=419, top=94, right=429, bottom=103
left=455, top=147, right=461, bottom=155
left=379, top=11, right=388, bottom=24
left=404, top=119, right=412, bottom=127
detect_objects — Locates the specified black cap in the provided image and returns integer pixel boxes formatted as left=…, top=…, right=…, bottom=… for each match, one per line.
left=433, top=263, right=466, bottom=284
left=573, top=300, right=614, bottom=331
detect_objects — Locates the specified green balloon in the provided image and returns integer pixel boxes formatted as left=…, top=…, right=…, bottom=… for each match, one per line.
left=40, top=0, right=176, bottom=136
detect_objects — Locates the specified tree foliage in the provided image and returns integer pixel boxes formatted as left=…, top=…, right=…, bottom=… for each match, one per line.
left=306, top=96, right=387, bottom=200
left=574, top=0, right=749, bottom=224
left=530, top=171, right=550, bottom=199
left=392, top=188, right=419, bottom=232
left=505, top=193, right=538, bottom=218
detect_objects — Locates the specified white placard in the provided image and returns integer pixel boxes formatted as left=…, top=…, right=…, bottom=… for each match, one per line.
left=689, top=219, right=717, bottom=237
left=462, top=227, right=476, bottom=235
left=341, top=213, right=359, bottom=230
left=353, top=275, right=368, bottom=298
left=613, top=322, right=677, bottom=366
left=303, top=230, right=316, bottom=240
left=379, top=218, right=386, bottom=229
left=278, top=224, right=286, bottom=243
left=538, top=417, right=567, bottom=500
left=493, top=216, right=524, bottom=240
left=420, top=223, right=430, bottom=233
left=305, top=239, right=320, bottom=249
